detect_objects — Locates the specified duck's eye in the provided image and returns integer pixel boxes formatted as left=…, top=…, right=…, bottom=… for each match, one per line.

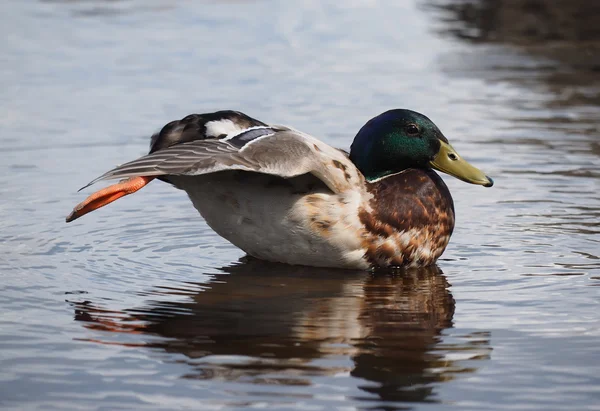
left=406, top=123, right=420, bottom=136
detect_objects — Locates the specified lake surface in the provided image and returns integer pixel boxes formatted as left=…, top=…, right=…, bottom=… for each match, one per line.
left=1, top=1, right=599, bottom=410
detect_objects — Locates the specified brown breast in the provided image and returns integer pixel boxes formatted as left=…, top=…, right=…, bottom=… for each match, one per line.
left=359, top=169, right=455, bottom=267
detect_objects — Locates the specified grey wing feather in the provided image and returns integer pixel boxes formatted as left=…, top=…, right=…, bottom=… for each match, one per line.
left=79, top=140, right=244, bottom=191
left=79, top=129, right=347, bottom=191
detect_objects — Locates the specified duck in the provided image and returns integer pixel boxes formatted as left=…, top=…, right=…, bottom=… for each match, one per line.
left=66, top=109, right=493, bottom=269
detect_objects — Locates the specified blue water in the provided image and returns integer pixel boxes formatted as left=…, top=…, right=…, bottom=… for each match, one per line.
left=0, top=1, right=599, bottom=410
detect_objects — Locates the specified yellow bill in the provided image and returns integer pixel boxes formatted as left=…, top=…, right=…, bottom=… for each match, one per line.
left=430, top=141, right=493, bottom=187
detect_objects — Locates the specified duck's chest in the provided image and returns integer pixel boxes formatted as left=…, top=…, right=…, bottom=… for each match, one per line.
left=358, top=170, right=455, bottom=267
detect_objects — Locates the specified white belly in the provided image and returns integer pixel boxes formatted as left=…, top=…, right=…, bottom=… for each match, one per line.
left=168, top=172, right=369, bottom=269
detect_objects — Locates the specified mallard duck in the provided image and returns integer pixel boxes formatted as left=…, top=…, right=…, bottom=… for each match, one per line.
left=66, top=109, right=492, bottom=269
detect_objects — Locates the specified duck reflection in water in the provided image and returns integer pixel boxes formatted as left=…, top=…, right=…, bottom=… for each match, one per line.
left=72, top=259, right=491, bottom=404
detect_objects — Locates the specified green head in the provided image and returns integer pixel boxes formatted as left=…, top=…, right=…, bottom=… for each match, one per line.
left=349, top=109, right=493, bottom=186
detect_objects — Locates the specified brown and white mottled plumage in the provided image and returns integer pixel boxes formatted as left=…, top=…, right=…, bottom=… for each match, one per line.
left=66, top=109, right=492, bottom=269
left=359, top=169, right=454, bottom=267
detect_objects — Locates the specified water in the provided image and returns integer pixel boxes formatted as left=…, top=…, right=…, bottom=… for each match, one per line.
left=1, top=1, right=599, bottom=410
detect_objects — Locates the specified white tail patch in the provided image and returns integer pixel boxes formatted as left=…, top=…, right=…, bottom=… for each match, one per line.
left=205, top=119, right=245, bottom=138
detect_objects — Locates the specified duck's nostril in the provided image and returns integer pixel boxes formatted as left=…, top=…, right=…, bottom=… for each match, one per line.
left=448, top=153, right=458, bottom=161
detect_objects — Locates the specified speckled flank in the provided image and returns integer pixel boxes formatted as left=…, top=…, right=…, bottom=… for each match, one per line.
left=298, top=190, right=370, bottom=268
left=304, top=194, right=333, bottom=237
left=331, top=160, right=352, bottom=182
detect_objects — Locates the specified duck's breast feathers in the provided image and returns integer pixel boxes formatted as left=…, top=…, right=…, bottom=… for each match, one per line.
left=359, top=169, right=456, bottom=267
left=365, top=169, right=455, bottom=229
left=82, top=112, right=363, bottom=194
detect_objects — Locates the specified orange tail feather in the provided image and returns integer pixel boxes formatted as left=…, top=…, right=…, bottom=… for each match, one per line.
left=66, top=176, right=154, bottom=223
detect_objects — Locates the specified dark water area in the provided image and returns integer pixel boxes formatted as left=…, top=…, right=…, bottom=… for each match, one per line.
left=428, top=0, right=600, bottom=105
left=0, top=1, right=598, bottom=410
